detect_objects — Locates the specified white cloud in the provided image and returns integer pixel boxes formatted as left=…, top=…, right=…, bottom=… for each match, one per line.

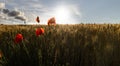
left=0, top=2, right=5, bottom=9
left=68, top=5, right=81, bottom=17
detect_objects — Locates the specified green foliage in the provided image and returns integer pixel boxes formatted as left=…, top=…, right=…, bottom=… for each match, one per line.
left=0, top=24, right=120, bottom=66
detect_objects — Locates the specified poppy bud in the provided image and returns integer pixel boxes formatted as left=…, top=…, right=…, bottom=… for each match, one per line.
left=36, top=16, right=40, bottom=23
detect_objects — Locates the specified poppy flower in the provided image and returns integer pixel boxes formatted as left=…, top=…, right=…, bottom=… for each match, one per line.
left=15, top=34, right=23, bottom=43
left=36, top=16, right=40, bottom=23
left=48, top=17, right=56, bottom=26
left=36, top=28, right=44, bottom=36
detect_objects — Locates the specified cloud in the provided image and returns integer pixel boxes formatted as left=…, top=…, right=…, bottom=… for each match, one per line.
left=73, top=7, right=81, bottom=16
left=1, top=0, right=81, bottom=24
left=0, top=15, right=5, bottom=19
left=1, top=8, right=27, bottom=21
left=15, top=16, right=26, bottom=21
left=2, top=0, right=49, bottom=22
left=8, top=10, right=20, bottom=16
left=3, top=9, right=9, bottom=14
left=0, top=2, right=27, bottom=22
left=0, top=2, right=5, bottom=9
left=68, top=5, right=81, bottom=17
left=4, top=0, right=46, bottom=22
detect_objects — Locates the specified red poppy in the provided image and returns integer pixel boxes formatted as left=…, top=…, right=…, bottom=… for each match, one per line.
left=15, top=34, right=23, bottom=43
left=36, top=28, right=44, bottom=36
left=48, top=17, right=56, bottom=26
left=36, top=16, right=40, bottom=23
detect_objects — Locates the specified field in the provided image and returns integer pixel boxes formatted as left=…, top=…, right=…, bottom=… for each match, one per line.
left=0, top=24, right=120, bottom=66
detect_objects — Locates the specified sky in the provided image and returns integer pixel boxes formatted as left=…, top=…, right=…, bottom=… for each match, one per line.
left=0, top=0, right=120, bottom=24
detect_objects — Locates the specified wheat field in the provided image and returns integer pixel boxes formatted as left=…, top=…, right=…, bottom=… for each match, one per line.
left=0, top=24, right=120, bottom=66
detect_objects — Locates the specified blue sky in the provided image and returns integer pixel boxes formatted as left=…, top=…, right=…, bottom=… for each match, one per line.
left=0, top=0, right=120, bottom=24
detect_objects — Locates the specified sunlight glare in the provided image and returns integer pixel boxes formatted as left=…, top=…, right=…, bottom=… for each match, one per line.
left=54, top=6, right=71, bottom=24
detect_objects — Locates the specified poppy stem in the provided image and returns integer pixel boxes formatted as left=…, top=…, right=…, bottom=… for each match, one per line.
left=22, top=42, right=30, bottom=59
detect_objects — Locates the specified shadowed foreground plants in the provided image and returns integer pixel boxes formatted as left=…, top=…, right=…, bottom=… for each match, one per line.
left=0, top=24, right=120, bottom=66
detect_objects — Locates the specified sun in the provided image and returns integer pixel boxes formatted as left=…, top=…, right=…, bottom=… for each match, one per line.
left=54, top=6, right=71, bottom=24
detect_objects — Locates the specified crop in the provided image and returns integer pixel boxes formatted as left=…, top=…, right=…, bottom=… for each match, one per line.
left=0, top=24, right=120, bottom=66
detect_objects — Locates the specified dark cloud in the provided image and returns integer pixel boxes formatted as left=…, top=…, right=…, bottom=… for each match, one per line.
left=1, top=8, right=27, bottom=21
left=15, top=16, right=26, bottom=21
left=8, top=10, right=20, bottom=16
left=0, top=2, right=27, bottom=23
left=3, top=9, right=9, bottom=14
